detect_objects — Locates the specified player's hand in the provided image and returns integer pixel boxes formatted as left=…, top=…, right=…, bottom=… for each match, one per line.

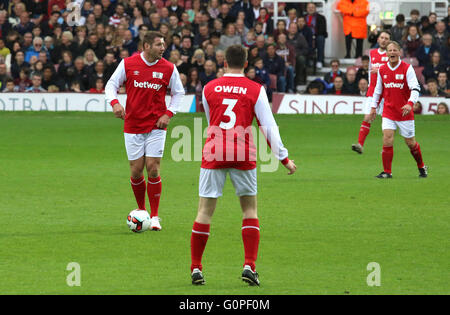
left=370, top=65, right=379, bottom=74
left=112, top=103, right=125, bottom=120
left=401, top=104, right=412, bottom=117
left=156, top=114, right=170, bottom=129
left=369, top=107, right=377, bottom=121
left=284, top=159, right=297, bottom=175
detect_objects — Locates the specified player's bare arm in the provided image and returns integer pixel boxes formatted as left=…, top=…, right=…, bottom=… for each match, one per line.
left=401, top=104, right=412, bottom=117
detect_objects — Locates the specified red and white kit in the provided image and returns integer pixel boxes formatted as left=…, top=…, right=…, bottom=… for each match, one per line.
left=364, top=48, right=389, bottom=114
left=105, top=53, right=184, bottom=159
left=371, top=59, right=420, bottom=137
left=200, top=73, right=289, bottom=198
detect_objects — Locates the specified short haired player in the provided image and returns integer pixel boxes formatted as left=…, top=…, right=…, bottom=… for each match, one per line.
left=189, top=45, right=297, bottom=286
left=352, top=31, right=391, bottom=154
left=105, top=31, right=185, bottom=230
left=371, top=41, right=427, bottom=178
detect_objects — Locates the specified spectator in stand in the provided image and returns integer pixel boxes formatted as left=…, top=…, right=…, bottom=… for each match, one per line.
left=40, top=10, right=60, bottom=37
left=433, top=21, right=449, bottom=50
left=93, top=3, right=109, bottom=26
left=208, top=0, right=221, bottom=20
left=41, top=65, right=64, bottom=91
left=424, top=78, right=446, bottom=97
left=168, top=0, right=184, bottom=20
left=10, top=50, right=29, bottom=80
left=263, top=44, right=286, bottom=92
left=89, top=77, right=105, bottom=93
left=324, top=59, right=344, bottom=84
left=343, top=67, right=359, bottom=95
left=83, top=48, right=98, bottom=71
left=217, top=2, right=236, bottom=28
left=54, top=31, right=77, bottom=63
left=74, top=26, right=89, bottom=58
left=13, top=11, right=34, bottom=35
left=436, top=71, right=449, bottom=95
left=149, top=12, right=162, bottom=31
left=73, top=56, right=90, bottom=90
left=122, top=29, right=138, bottom=56
left=2, top=78, right=18, bottom=92
left=235, top=18, right=248, bottom=43
left=14, top=67, right=32, bottom=91
left=169, top=49, right=190, bottom=76
left=437, top=102, right=449, bottom=115
left=256, top=7, right=273, bottom=35
left=328, top=75, right=345, bottom=95
left=180, top=36, right=195, bottom=64
left=253, top=57, right=272, bottom=100
left=199, top=59, right=217, bottom=86
left=25, top=36, right=44, bottom=63
left=276, top=33, right=296, bottom=93
left=337, top=0, right=369, bottom=59
left=286, top=22, right=309, bottom=88
left=87, top=32, right=106, bottom=60
left=357, top=77, right=368, bottom=96
left=194, top=23, right=210, bottom=48
left=191, top=49, right=206, bottom=73
left=296, top=16, right=314, bottom=57
left=305, top=2, right=328, bottom=68
left=422, top=50, right=446, bottom=81
left=273, top=20, right=287, bottom=43
left=407, top=9, right=421, bottom=27
left=428, top=12, right=438, bottom=32
left=391, top=14, right=407, bottom=44
left=186, top=67, right=202, bottom=100
left=413, top=101, right=422, bottom=114
left=215, top=50, right=225, bottom=69
left=305, top=80, right=324, bottom=95
left=57, top=50, right=73, bottom=84
left=356, top=55, right=369, bottom=82
left=285, top=8, right=297, bottom=31
left=0, top=10, right=11, bottom=39
left=402, top=24, right=422, bottom=57
left=88, top=60, right=106, bottom=89
left=416, top=33, right=439, bottom=67
left=219, top=23, right=241, bottom=51
left=130, top=5, right=150, bottom=37
left=26, top=72, right=46, bottom=92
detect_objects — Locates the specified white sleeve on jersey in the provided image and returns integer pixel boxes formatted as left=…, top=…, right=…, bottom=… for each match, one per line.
left=371, top=69, right=383, bottom=108
left=105, top=59, right=126, bottom=105
left=167, top=66, right=185, bottom=115
left=406, top=65, right=420, bottom=104
left=254, top=86, right=289, bottom=161
left=202, top=89, right=210, bottom=125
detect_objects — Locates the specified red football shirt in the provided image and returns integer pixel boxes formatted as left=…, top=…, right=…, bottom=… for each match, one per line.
left=367, top=48, right=389, bottom=97
left=201, top=74, right=289, bottom=170
left=105, top=53, right=185, bottom=134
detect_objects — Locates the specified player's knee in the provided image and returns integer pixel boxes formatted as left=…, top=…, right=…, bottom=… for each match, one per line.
left=405, top=138, right=416, bottom=149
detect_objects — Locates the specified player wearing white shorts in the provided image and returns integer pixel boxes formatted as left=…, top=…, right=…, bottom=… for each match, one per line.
left=105, top=32, right=184, bottom=230
left=371, top=41, right=427, bottom=178
left=352, top=31, right=391, bottom=154
left=189, top=45, right=297, bottom=286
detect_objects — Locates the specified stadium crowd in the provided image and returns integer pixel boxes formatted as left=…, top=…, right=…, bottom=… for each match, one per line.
left=0, top=0, right=448, bottom=111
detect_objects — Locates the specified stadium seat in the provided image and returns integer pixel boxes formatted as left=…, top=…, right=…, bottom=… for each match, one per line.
left=155, top=0, right=165, bottom=8
left=269, top=74, right=277, bottom=91
left=414, top=66, right=425, bottom=86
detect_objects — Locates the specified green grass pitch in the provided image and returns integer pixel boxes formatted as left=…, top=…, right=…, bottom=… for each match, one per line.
left=0, top=111, right=448, bottom=295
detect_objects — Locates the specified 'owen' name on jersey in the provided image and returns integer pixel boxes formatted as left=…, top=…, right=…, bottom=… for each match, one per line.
left=214, top=85, right=247, bottom=94
left=133, top=80, right=163, bottom=91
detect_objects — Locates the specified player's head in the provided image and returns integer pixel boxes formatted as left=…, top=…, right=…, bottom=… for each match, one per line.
left=224, top=45, right=248, bottom=71
left=377, top=30, right=391, bottom=50
left=143, top=31, right=165, bottom=60
left=386, top=41, right=401, bottom=63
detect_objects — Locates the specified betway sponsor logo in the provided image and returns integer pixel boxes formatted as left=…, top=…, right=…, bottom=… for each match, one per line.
left=134, top=80, right=163, bottom=90
left=384, top=82, right=404, bottom=89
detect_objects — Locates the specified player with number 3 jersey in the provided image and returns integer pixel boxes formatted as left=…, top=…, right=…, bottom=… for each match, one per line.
left=189, top=45, right=297, bottom=286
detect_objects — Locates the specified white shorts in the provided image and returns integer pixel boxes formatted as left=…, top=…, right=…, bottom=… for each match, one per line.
left=124, top=129, right=167, bottom=160
left=382, top=117, right=415, bottom=138
left=363, top=97, right=384, bottom=115
left=199, top=168, right=257, bottom=198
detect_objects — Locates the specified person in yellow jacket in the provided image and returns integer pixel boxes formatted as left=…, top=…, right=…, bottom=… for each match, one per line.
left=337, top=0, right=370, bottom=58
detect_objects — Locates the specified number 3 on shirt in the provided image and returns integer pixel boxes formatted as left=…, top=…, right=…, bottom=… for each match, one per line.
left=219, top=98, right=238, bottom=130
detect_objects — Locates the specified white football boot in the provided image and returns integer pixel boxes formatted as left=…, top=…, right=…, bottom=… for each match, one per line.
left=150, top=216, right=162, bottom=231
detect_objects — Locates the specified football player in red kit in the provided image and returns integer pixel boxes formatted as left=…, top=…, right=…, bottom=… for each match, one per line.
left=370, top=41, right=427, bottom=178
left=105, top=31, right=185, bottom=230
left=352, top=30, right=391, bottom=154
left=189, top=45, right=297, bottom=286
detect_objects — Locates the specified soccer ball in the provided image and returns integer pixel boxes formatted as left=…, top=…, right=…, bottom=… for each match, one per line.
left=127, top=210, right=151, bottom=233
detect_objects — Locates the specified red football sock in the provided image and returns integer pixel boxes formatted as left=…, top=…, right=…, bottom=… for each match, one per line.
left=130, top=176, right=146, bottom=210
left=410, top=142, right=425, bottom=169
left=191, top=221, right=210, bottom=272
left=242, top=218, right=260, bottom=272
left=358, top=121, right=371, bottom=146
left=147, top=176, right=161, bottom=218
left=382, top=146, right=394, bottom=174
